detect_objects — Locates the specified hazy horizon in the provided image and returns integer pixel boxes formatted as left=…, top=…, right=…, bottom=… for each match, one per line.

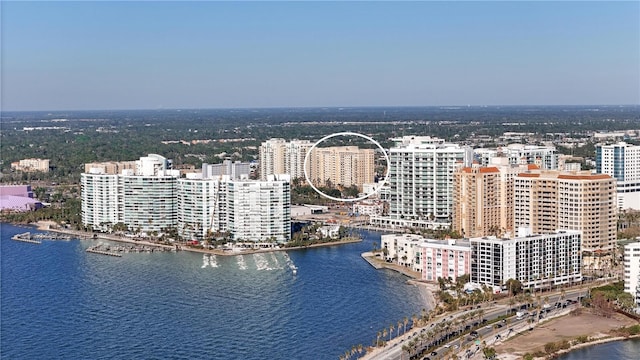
left=3, top=1, right=639, bottom=111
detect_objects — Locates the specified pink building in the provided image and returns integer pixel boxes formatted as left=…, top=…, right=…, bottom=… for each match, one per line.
left=419, top=239, right=471, bottom=282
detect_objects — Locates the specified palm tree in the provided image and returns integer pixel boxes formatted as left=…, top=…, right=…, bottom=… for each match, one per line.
left=382, top=328, right=388, bottom=345
left=376, top=331, right=382, bottom=347
left=389, top=324, right=395, bottom=342
left=357, top=344, right=363, bottom=356
left=403, top=316, right=409, bottom=334
left=397, top=320, right=402, bottom=337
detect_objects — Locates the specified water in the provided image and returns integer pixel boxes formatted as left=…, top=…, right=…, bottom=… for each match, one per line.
left=557, top=338, right=640, bottom=360
left=1, top=224, right=426, bottom=359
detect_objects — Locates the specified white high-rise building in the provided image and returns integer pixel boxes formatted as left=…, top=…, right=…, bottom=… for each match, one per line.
left=475, top=144, right=558, bottom=170
left=177, top=178, right=228, bottom=240
left=81, top=154, right=180, bottom=233
left=371, top=136, right=472, bottom=229
left=623, top=242, right=640, bottom=306
left=202, top=160, right=251, bottom=180
left=81, top=174, right=120, bottom=231
left=596, top=142, right=640, bottom=210
left=227, top=174, right=291, bottom=242
left=470, top=230, right=582, bottom=290
left=259, top=139, right=313, bottom=180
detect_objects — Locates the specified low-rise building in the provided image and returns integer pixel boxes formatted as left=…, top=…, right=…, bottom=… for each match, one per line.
left=11, top=158, right=50, bottom=172
left=419, top=239, right=471, bottom=282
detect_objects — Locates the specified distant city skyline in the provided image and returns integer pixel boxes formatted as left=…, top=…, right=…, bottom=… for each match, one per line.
left=2, top=1, right=639, bottom=111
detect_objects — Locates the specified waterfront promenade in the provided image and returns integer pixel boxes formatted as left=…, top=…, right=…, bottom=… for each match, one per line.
left=32, top=221, right=362, bottom=256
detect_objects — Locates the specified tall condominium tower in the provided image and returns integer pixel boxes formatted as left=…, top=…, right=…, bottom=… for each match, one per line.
left=259, top=139, right=313, bottom=180
left=307, top=146, right=375, bottom=189
left=514, top=169, right=617, bottom=254
left=81, top=154, right=180, bottom=233
left=227, top=174, right=291, bottom=242
left=382, top=136, right=472, bottom=228
left=596, top=142, right=640, bottom=210
left=452, top=160, right=534, bottom=238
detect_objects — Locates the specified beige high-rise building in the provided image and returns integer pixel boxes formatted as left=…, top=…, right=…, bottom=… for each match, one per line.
left=259, top=139, right=313, bottom=180
left=452, top=159, right=533, bottom=238
left=514, top=169, right=617, bottom=253
left=307, top=146, right=375, bottom=190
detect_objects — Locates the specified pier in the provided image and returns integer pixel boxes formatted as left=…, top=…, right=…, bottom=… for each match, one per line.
left=86, top=246, right=122, bottom=257
left=11, top=232, right=42, bottom=244
left=10, top=231, right=74, bottom=244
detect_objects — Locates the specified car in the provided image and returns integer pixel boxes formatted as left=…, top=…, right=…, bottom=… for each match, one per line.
left=444, top=344, right=451, bottom=348
left=496, top=323, right=503, bottom=328
left=431, top=351, right=438, bottom=356
left=470, top=331, right=479, bottom=337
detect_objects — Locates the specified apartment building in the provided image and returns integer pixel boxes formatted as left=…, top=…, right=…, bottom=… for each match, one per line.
left=514, top=169, right=617, bottom=253
left=307, top=146, right=375, bottom=189
left=623, top=242, right=640, bottom=306
left=371, top=136, right=472, bottom=230
left=596, top=142, right=640, bottom=210
left=419, top=239, right=471, bottom=282
left=470, top=230, right=582, bottom=290
left=202, top=160, right=251, bottom=180
left=475, top=144, right=558, bottom=170
left=226, top=174, right=291, bottom=242
left=81, top=154, right=179, bottom=233
left=381, top=233, right=427, bottom=272
left=84, top=161, right=137, bottom=175
left=452, top=160, right=534, bottom=238
left=11, top=158, right=50, bottom=173
left=259, top=138, right=313, bottom=180
left=380, top=233, right=471, bottom=281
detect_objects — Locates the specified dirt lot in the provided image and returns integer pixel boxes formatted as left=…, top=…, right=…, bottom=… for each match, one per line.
left=495, top=309, right=637, bottom=356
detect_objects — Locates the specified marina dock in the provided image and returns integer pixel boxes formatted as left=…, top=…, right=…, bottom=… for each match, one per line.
left=86, top=246, right=122, bottom=257
left=11, top=232, right=42, bottom=244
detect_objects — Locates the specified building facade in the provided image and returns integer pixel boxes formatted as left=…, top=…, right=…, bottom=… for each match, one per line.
left=475, top=144, right=558, bottom=170
left=514, top=170, right=617, bottom=253
left=202, top=160, right=251, bottom=180
left=226, top=174, right=291, bottom=242
left=419, top=240, right=471, bottom=282
left=453, top=161, right=535, bottom=238
left=371, top=136, right=472, bottom=229
left=81, top=154, right=180, bottom=233
left=470, top=230, right=582, bottom=290
left=307, top=146, right=375, bottom=190
left=623, top=242, right=640, bottom=306
left=596, top=142, right=640, bottom=210
left=259, top=138, right=313, bottom=180
left=11, top=158, right=50, bottom=172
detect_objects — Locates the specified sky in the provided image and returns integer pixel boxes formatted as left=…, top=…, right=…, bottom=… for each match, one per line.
left=2, top=1, right=639, bottom=111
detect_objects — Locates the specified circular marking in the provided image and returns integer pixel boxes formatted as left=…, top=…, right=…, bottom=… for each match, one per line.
left=303, top=132, right=390, bottom=202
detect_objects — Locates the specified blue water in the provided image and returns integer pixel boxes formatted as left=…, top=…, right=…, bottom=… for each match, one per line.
left=1, top=224, right=426, bottom=359
left=557, top=338, right=640, bottom=360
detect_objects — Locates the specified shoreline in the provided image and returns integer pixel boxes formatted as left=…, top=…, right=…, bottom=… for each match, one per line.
left=27, top=221, right=362, bottom=256
left=492, top=307, right=640, bottom=360
left=552, top=334, right=640, bottom=359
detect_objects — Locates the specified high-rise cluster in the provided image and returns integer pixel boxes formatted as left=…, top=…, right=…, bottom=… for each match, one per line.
left=82, top=155, right=291, bottom=242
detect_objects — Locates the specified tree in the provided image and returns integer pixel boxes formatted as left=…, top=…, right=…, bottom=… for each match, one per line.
left=505, top=278, right=523, bottom=296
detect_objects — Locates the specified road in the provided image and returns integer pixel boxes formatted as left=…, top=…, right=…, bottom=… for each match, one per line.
left=367, top=288, right=589, bottom=360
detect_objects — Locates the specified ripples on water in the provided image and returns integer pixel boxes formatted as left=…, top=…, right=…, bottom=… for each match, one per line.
left=557, top=338, right=640, bottom=360
left=1, top=225, right=426, bottom=359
